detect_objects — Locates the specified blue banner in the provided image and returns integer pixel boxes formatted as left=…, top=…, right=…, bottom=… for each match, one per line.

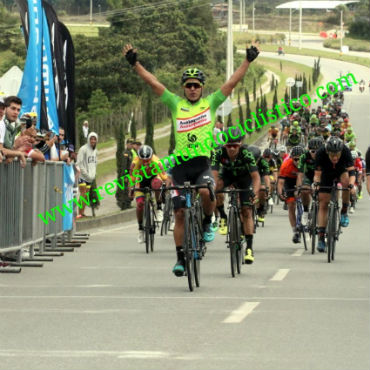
left=41, top=8, right=59, bottom=134
left=62, top=164, right=75, bottom=231
left=17, top=0, right=43, bottom=127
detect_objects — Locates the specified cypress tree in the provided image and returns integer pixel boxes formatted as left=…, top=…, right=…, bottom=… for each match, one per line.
left=130, top=112, right=137, bottom=140
left=272, top=86, right=278, bottom=115
left=144, top=91, right=155, bottom=152
left=253, top=77, right=256, bottom=101
left=284, top=88, right=289, bottom=105
left=255, top=98, right=260, bottom=131
left=238, top=90, right=244, bottom=127
left=169, top=120, right=175, bottom=154
left=227, top=113, right=233, bottom=127
left=115, top=122, right=130, bottom=210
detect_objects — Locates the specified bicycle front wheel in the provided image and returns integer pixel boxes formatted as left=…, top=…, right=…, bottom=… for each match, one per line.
left=150, top=207, right=155, bottom=252
left=310, top=201, right=318, bottom=254
left=327, top=204, right=337, bottom=263
left=184, top=210, right=195, bottom=291
left=228, top=209, right=238, bottom=278
left=144, top=200, right=150, bottom=254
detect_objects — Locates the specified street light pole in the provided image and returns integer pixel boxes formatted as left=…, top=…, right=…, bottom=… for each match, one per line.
left=299, top=0, right=302, bottom=50
left=252, top=2, right=255, bottom=34
left=240, top=0, right=243, bottom=31
left=227, top=0, right=234, bottom=81
left=340, top=9, right=343, bottom=55
left=289, top=8, right=292, bottom=46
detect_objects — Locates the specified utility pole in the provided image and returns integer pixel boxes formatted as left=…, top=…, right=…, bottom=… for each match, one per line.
left=289, top=8, right=292, bottom=46
left=340, top=9, right=343, bottom=55
left=227, top=0, right=234, bottom=81
left=240, top=0, right=242, bottom=31
left=299, top=0, right=302, bottom=50
left=252, top=1, right=255, bottom=34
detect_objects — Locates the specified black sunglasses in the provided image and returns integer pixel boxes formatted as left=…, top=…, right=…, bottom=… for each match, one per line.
left=225, top=143, right=240, bottom=149
left=310, top=150, right=316, bottom=153
left=184, top=82, right=202, bottom=89
left=292, top=157, right=300, bottom=161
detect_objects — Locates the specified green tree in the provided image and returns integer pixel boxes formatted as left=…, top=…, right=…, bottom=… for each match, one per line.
left=284, top=88, right=289, bottom=106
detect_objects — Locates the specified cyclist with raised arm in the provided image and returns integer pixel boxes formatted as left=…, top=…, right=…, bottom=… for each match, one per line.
left=123, top=42, right=259, bottom=276
left=277, top=146, right=305, bottom=244
left=129, top=145, right=171, bottom=243
left=212, top=128, right=260, bottom=263
left=313, top=137, right=355, bottom=252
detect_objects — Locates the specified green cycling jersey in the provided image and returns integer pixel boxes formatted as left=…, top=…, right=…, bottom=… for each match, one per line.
left=160, top=88, right=226, bottom=158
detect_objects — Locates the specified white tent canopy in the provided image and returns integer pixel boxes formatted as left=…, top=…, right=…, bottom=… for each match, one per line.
left=0, top=66, right=23, bottom=97
left=276, top=1, right=359, bottom=9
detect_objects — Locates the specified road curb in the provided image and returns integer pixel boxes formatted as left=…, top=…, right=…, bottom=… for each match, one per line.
left=76, top=208, right=136, bottom=231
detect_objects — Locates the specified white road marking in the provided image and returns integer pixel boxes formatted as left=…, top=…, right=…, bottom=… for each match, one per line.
left=292, top=249, right=304, bottom=256
left=0, top=295, right=367, bottom=302
left=0, top=349, right=169, bottom=359
left=270, top=269, right=290, bottom=281
left=222, top=301, right=260, bottom=323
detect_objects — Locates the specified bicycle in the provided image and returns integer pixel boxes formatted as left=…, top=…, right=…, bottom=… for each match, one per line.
left=295, top=196, right=308, bottom=251
left=217, top=189, right=247, bottom=277
left=161, top=181, right=214, bottom=292
left=320, top=182, right=348, bottom=263
left=133, top=187, right=157, bottom=254
left=160, top=191, right=174, bottom=236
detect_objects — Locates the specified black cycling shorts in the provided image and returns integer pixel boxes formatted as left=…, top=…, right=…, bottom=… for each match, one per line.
left=171, top=156, right=215, bottom=210
left=319, top=169, right=348, bottom=193
left=221, top=174, right=254, bottom=207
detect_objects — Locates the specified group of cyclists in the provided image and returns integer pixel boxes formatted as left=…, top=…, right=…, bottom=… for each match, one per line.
left=122, top=42, right=366, bottom=279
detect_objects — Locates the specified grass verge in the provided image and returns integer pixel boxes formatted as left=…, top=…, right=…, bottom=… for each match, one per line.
left=234, top=39, right=370, bottom=68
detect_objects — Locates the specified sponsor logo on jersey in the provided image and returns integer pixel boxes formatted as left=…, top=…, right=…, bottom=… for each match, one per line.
left=176, top=108, right=211, bottom=133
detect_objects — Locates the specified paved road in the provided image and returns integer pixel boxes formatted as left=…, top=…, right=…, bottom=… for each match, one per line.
left=1, top=59, right=369, bottom=370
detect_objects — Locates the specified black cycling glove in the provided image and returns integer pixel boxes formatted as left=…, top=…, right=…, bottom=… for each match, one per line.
left=125, top=49, right=137, bottom=66
left=246, top=45, right=259, bottom=62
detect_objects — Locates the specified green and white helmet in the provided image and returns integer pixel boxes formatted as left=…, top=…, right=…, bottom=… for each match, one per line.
left=181, top=68, right=206, bottom=85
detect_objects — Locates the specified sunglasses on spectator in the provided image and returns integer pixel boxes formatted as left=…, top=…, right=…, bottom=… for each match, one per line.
left=292, top=157, right=300, bottom=161
left=225, top=143, right=241, bottom=149
left=184, top=82, right=202, bottom=89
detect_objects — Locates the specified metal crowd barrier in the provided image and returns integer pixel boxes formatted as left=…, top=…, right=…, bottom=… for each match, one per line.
left=0, top=160, right=75, bottom=270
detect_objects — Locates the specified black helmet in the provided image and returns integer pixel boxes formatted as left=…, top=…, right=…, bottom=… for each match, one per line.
left=290, top=146, right=304, bottom=158
left=247, top=145, right=261, bottom=160
left=308, top=137, right=324, bottom=150
left=138, top=145, right=153, bottom=160
left=227, top=127, right=243, bottom=143
left=263, top=148, right=272, bottom=157
left=325, top=136, right=344, bottom=153
left=181, top=68, right=206, bottom=85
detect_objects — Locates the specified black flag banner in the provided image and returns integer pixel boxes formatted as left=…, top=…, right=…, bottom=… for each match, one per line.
left=16, top=0, right=30, bottom=46
left=42, top=1, right=76, bottom=147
